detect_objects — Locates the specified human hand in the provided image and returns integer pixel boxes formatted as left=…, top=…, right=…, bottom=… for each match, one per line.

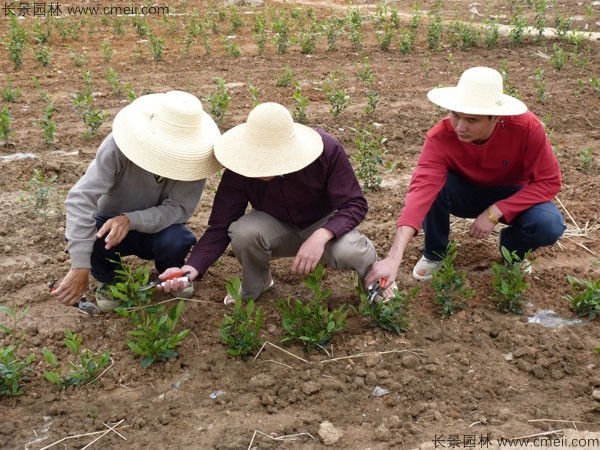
left=158, top=265, right=198, bottom=293
left=469, top=211, right=497, bottom=239
left=291, top=228, right=332, bottom=275
left=50, top=268, right=90, bottom=306
left=364, top=258, right=400, bottom=288
left=95, top=215, right=130, bottom=250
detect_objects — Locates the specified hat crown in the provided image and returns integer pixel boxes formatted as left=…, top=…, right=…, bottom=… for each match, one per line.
left=456, top=67, right=504, bottom=110
left=244, top=102, right=294, bottom=148
left=150, top=91, right=204, bottom=135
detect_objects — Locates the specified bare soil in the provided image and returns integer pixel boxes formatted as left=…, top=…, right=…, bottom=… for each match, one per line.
left=1, top=1, right=600, bottom=449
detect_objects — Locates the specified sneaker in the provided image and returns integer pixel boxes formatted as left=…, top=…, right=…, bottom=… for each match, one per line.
left=95, top=283, right=121, bottom=313
left=224, top=278, right=274, bottom=305
left=412, top=256, right=442, bottom=281
left=172, top=284, right=194, bottom=299
left=520, top=258, right=532, bottom=275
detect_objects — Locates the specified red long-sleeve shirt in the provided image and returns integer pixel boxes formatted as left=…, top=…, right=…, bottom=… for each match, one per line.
left=398, top=111, right=562, bottom=230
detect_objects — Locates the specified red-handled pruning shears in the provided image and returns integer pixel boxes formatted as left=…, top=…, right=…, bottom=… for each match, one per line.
left=367, top=278, right=388, bottom=304
left=137, top=270, right=191, bottom=292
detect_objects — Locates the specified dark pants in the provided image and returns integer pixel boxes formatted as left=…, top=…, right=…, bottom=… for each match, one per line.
left=90, top=216, right=196, bottom=284
left=422, top=172, right=566, bottom=261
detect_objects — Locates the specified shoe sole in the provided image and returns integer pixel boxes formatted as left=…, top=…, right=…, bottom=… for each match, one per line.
left=224, top=279, right=274, bottom=305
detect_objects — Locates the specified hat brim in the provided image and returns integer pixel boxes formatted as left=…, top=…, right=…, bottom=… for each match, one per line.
left=214, top=123, right=323, bottom=177
left=427, top=87, right=528, bottom=116
left=112, top=93, right=221, bottom=181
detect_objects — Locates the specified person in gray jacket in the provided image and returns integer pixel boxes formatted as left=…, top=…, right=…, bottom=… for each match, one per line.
left=51, top=90, right=220, bottom=312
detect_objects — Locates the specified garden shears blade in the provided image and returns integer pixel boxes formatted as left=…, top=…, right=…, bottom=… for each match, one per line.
left=138, top=270, right=191, bottom=292
left=367, top=278, right=387, bottom=304
left=74, top=296, right=101, bottom=316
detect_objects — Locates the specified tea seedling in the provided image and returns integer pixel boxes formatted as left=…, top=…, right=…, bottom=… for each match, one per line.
left=21, top=168, right=60, bottom=220
left=431, top=241, right=472, bottom=318
left=0, top=306, right=35, bottom=396
left=550, top=44, right=566, bottom=70
left=248, top=84, right=260, bottom=108
left=359, top=285, right=417, bottom=334
left=6, top=16, right=28, bottom=70
left=509, top=10, right=527, bottom=46
left=277, top=265, right=348, bottom=352
left=579, top=147, right=593, bottom=171
left=0, top=105, right=13, bottom=142
left=110, top=260, right=191, bottom=367
left=123, top=300, right=190, bottom=368
left=323, top=73, right=350, bottom=118
left=534, top=68, right=547, bottom=104
left=272, top=15, right=290, bottom=54
left=348, top=9, right=363, bottom=50
left=0, top=346, right=35, bottom=397
left=276, top=66, right=295, bottom=88
left=219, top=279, right=264, bottom=360
left=205, top=77, right=230, bottom=126
left=223, top=36, right=241, bottom=57
left=565, top=275, right=600, bottom=319
left=1, top=77, right=22, bottom=103
left=148, top=33, right=165, bottom=61
left=292, top=82, right=309, bottom=124
left=42, top=330, right=111, bottom=388
left=34, top=100, right=57, bottom=145
left=351, top=125, right=388, bottom=192
left=426, top=1, right=443, bottom=51
left=33, top=44, right=51, bottom=68
left=484, top=19, right=500, bottom=49
left=490, top=247, right=530, bottom=314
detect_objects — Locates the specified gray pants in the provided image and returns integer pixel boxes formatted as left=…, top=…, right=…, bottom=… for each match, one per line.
left=228, top=210, right=377, bottom=299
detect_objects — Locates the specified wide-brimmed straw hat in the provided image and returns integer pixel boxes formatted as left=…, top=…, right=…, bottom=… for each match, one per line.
left=214, top=102, right=323, bottom=178
left=427, top=67, right=527, bottom=116
left=112, top=90, right=221, bottom=181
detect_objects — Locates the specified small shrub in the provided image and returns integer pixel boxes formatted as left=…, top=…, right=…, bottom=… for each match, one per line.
left=431, top=241, right=472, bottom=318
left=323, top=73, right=350, bottom=118
left=6, top=16, right=28, bottom=70
left=219, top=279, right=264, bottom=359
left=42, top=330, right=110, bottom=388
left=277, top=265, right=348, bottom=352
left=565, top=276, right=600, bottom=319
left=276, top=66, right=295, bottom=88
left=33, top=100, right=57, bottom=145
left=490, top=247, right=530, bottom=314
left=111, top=260, right=191, bottom=367
left=1, top=77, right=22, bottom=102
left=292, top=81, right=309, bottom=124
left=359, top=285, right=417, bottom=334
left=351, top=125, right=388, bottom=192
left=0, top=346, right=35, bottom=396
left=20, top=168, right=60, bottom=220
left=0, top=105, right=13, bottom=142
left=205, top=77, right=230, bottom=126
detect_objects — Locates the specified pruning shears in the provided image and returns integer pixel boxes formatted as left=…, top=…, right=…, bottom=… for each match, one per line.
left=367, top=278, right=388, bottom=304
left=138, top=270, right=190, bottom=292
left=74, top=296, right=101, bottom=316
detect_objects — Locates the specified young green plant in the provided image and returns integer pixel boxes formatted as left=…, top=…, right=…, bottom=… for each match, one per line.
left=431, top=241, right=472, bottom=318
left=110, top=259, right=191, bottom=368
left=490, top=247, right=530, bottom=314
left=565, top=275, right=600, bottom=320
left=219, top=278, right=264, bottom=360
left=42, top=329, right=111, bottom=388
left=276, top=265, right=348, bottom=353
left=359, top=285, right=418, bottom=334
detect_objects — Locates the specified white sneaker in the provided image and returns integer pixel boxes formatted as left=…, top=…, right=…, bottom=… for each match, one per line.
left=412, top=256, right=443, bottom=281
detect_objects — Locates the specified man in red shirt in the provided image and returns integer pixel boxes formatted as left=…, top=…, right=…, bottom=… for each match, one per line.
left=160, top=102, right=376, bottom=303
left=366, top=66, right=565, bottom=286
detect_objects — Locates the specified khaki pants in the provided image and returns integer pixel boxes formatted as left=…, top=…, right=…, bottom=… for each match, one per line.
left=228, top=210, right=377, bottom=299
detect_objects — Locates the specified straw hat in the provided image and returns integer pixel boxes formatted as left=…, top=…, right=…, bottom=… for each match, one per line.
left=427, top=67, right=527, bottom=116
left=214, top=102, right=323, bottom=178
left=112, top=90, right=221, bottom=181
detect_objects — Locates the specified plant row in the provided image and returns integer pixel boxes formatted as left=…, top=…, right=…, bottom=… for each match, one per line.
left=2, top=249, right=599, bottom=398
